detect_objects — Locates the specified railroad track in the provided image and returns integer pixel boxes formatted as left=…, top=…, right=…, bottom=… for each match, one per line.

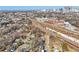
left=31, top=19, right=79, bottom=51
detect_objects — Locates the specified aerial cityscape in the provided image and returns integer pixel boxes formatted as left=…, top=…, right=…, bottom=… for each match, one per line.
left=0, top=6, right=79, bottom=52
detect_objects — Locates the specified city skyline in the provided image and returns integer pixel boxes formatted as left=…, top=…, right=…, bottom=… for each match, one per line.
left=0, top=6, right=78, bottom=11
left=0, top=6, right=64, bottom=11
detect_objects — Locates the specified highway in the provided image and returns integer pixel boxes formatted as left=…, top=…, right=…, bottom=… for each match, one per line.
left=31, top=19, right=79, bottom=51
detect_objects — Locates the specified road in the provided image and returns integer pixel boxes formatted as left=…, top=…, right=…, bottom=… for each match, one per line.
left=31, top=19, right=79, bottom=51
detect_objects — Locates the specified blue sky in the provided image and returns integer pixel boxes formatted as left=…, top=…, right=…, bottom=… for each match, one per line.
left=0, top=6, right=64, bottom=10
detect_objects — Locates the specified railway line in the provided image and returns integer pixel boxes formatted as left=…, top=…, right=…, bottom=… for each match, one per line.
left=31, top=19, right=79, bottom=52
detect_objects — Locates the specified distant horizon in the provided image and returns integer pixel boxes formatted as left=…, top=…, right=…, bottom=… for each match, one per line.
left=0, top=6, right=64, bottom=11
left=0, top=6, right=78, bottom=11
